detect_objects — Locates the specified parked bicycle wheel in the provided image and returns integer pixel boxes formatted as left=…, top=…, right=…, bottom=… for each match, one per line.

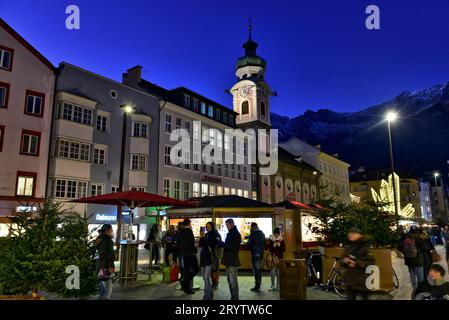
left=332, top=268, right=346, bottom=299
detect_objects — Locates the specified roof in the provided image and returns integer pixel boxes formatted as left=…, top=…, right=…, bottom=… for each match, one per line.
left=278, top=147, right=321, bottom=173
left=180, top=195, right=274, bottom=209
left=0, top=18, right=55, bottom=72
left=349, top=169, right=418, bottom=183
left=275, top=200, right=313, bottom=210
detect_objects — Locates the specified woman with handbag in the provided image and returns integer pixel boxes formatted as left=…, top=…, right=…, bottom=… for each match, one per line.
left=268, top=228, right=285, bottom=292
left=97, top=224, right=115, bottom=300
left=200, top=221, right=221, bottom=300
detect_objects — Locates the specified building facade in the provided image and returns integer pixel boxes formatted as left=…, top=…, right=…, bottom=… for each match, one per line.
left=431, top=177, right=449, bottom=223
left=0, top=19, right=55, bottom=228
left=123, top=66, right=252, bottom=201
left=48, top=62, right=160, bottom=238
left=350, top=169, right=422, bottom=219
left=281, top=137, right=351, bottom=204
left=419, top=181, right=432, bottom=221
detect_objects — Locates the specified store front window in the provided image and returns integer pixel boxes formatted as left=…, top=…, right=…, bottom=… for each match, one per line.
left=215, top=217, right=273, bottom=242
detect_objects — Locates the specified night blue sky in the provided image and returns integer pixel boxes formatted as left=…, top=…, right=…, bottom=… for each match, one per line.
left=2, top=0, right=449, bottom=117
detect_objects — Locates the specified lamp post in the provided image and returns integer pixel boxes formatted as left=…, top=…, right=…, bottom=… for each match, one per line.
left=434, top=172, right=440, bottom=187
left=116, top=105, right=133, bottom=256
left=385, top=111, right=399, bottom=227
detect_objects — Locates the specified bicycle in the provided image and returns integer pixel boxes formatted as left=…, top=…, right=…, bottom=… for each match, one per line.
left=306, top=250, right=399, bottom=299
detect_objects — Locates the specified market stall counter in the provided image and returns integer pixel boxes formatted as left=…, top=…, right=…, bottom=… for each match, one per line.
left=166, top=195, right=283, bottom=269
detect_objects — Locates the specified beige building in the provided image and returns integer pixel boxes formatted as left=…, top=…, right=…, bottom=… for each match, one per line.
left=0, top=19, right=55, bottom=223
left=318, top=150, right=351, bottom=204
left=350, top=170, right=422, bottom=219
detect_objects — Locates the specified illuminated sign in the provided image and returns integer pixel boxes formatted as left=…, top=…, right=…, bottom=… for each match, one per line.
left=201, top=175, right=222, bottom=184
left=95, top=213, right=117, bottom=222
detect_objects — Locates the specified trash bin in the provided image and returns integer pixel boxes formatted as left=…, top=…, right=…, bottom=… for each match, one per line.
left=279, top=259, right=307, bottom=300
left=119, top=240, right=140, bottom=286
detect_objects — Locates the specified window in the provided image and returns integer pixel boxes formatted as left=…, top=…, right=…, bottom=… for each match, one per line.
left=201, top=184, right=208, bottom=197
left=243, top=190, right=249, bottom=198
left=237, top=189, right=243, bottom=197
left=174, top=180, right=181, bottom=199
left=231, top=188, right=236, bottom=195
left=96, top=115, right=108, bottom=132
left=217, top=186, right=223, bottom=195
left=0, top=125, right=4, bottom=152
left=16, top=172, right=35, bottom=196
left=25, top=91, right=45, bottom=116
left=184, top=94, right=191, bottom=108
left=165, top=114, right=172, bottom=132
left=0, top=82, right=10, bottom=108
left=176, top=118, right=182, bottom=130
left=20, top=130, right=40, bottom=156
left=67, top=180, right=77, bottom=198
left=184, top=150, right=190, bottom=170
left=209, top=185, right=216, bottom=196
left=215, top=109, right=221, bottom=121
left=60, top=102, right=92, bottom=125
left=224, top=187, right=230, bottom=195
left=0, top=46, right=13, bottom=71
left=216, top=131, right=223, bottom=148
left=209, top=129, right=216, bottom=146
left=193, top=183, right=200, bottom=197
left=77, top=181, right=87, bottom=198
left=193, top=98, right=199, bottom=112
left=131, top=154, right=147, bottom=171
left=184, top=121, right=191, bottom=134
left=111, top=186, right=119, bottom=193
left=201, top=102, right=207, bottom=115
left=164, top=146, right=171, bottom=165
left=193, top=121, right=201, bottom=140
left=131, top=186, right=146, bottom=192
left=217, top=164, right=222, bottom=176
left=91, top=184, right=103, bottom=196
left=202, top=126, right=208, bottom=143
left=260, top=102, right=266, bottom=116
left=193, top=153, right=200, bottom=171
left=243, top=166, right=247, bottom=180
left=163, top=178, right=171, bottom=197
left=94, top=147, right=107, bottom=165
left=222, top=113, right=228, bottom=124
left=132, top=122, right=148, bottom=138
left=183, top=182, right=190, bottom=200
left=229, top=116, right=234, bottom=126
left=241, top=101, right=249, bottom=115
left=224, top=134, right=230, bottom=150
left=57, top=139, right=90, bottom=161
left=252, top=191, right=257, bottom=200
left=208, top=106, right=214, bottom=118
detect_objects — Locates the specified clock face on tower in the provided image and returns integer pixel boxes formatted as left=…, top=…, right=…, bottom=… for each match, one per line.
left=238, top=85, right=252, bottom=98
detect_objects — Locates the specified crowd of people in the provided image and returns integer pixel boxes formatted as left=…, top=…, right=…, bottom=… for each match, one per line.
left=339, top=225, right=449, bottom=300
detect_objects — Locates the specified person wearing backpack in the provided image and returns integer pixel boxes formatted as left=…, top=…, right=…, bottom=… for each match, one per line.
left=398, top=225, right=427, bottom=292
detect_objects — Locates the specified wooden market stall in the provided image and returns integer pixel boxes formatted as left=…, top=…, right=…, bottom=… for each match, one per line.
left=166, top=195, right=283, bottom=269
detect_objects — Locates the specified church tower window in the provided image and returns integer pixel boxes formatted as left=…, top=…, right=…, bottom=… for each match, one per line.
left=241, top=101, right=249, bottom=115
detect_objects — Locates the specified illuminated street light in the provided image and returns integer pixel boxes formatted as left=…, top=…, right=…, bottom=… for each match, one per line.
left=434, top=172, right=440, bottom=187
left=123, top=105, right=133, bottom=114
left=386, top=111, right=398, bottom=123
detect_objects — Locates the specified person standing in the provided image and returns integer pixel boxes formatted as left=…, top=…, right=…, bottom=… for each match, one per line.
left=147, top=223, right=163, bottom=268
left=398, top=225, right=427, bottom=293
left=96, top=224, right=115, bottom=300
left=163, top=225, right=176, bottom=266
left=222, top=218, right=241, bottom=300
left=200, top=222, right=221, bottom=300
left=268, top=227, right=285, bottom=292
left=178, top=218, right=199, bottom=294
left=212, top=229, right=224, bottom=290
left=419, top=227, right=436, bottom=276
left=340, top=227, right=375, bottom=300
left=247, top=222, right=266, bottom=292
left=175, top=221, right=184, bottom=282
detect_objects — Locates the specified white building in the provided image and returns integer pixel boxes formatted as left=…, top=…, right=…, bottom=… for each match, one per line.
left=123, top=67, right=252, bottom=201
left=0, top=19, right=55, bottom=229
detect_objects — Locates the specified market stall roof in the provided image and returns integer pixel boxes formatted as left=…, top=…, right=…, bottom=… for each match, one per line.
left=275, top=200, right=314, bottom=211
left=69, top=189, right=192, bottom=208
left=166, top=195, right=279, bottom=218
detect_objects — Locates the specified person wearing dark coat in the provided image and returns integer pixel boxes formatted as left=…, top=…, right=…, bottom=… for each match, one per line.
left=415, top=264, right=449, bottom=300
left=200, top=222, right=221, bottom=300
left=222, top=218, right=241, bottom=300
left=97, top=224, right=115, bottom=300
left=340, top=227, right=375, bottom=300
left=268, top=228, right=285, bottom=291
left=398, top=226, right=427, bottom=292
left=419, top=227, right=435, bottom=276
left=178, top=218, right=199, bottom=294
left=247, top=222, right=266, bottom=292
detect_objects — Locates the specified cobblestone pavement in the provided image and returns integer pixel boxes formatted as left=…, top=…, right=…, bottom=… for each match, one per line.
left=108, top=245, right=449, bottom=301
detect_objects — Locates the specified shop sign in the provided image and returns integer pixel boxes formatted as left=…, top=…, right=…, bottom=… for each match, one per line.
left=201, top=175, right=222, bottom=184
left=95, top=213, right=117, bottom=222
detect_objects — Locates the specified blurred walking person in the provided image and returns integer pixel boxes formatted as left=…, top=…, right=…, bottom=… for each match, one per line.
left=200, top=222, right=221, bottom=300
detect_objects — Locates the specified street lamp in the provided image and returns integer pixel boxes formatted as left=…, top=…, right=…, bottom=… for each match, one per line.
left=385, top=111, right=399, bottom=227
left=116, top=105, right=134, bottom=253
left=434, top=172, right=440, bottom=187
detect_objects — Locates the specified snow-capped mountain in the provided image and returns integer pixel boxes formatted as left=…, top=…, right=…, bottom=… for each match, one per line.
left=271, top=82, right=449, bottom=177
